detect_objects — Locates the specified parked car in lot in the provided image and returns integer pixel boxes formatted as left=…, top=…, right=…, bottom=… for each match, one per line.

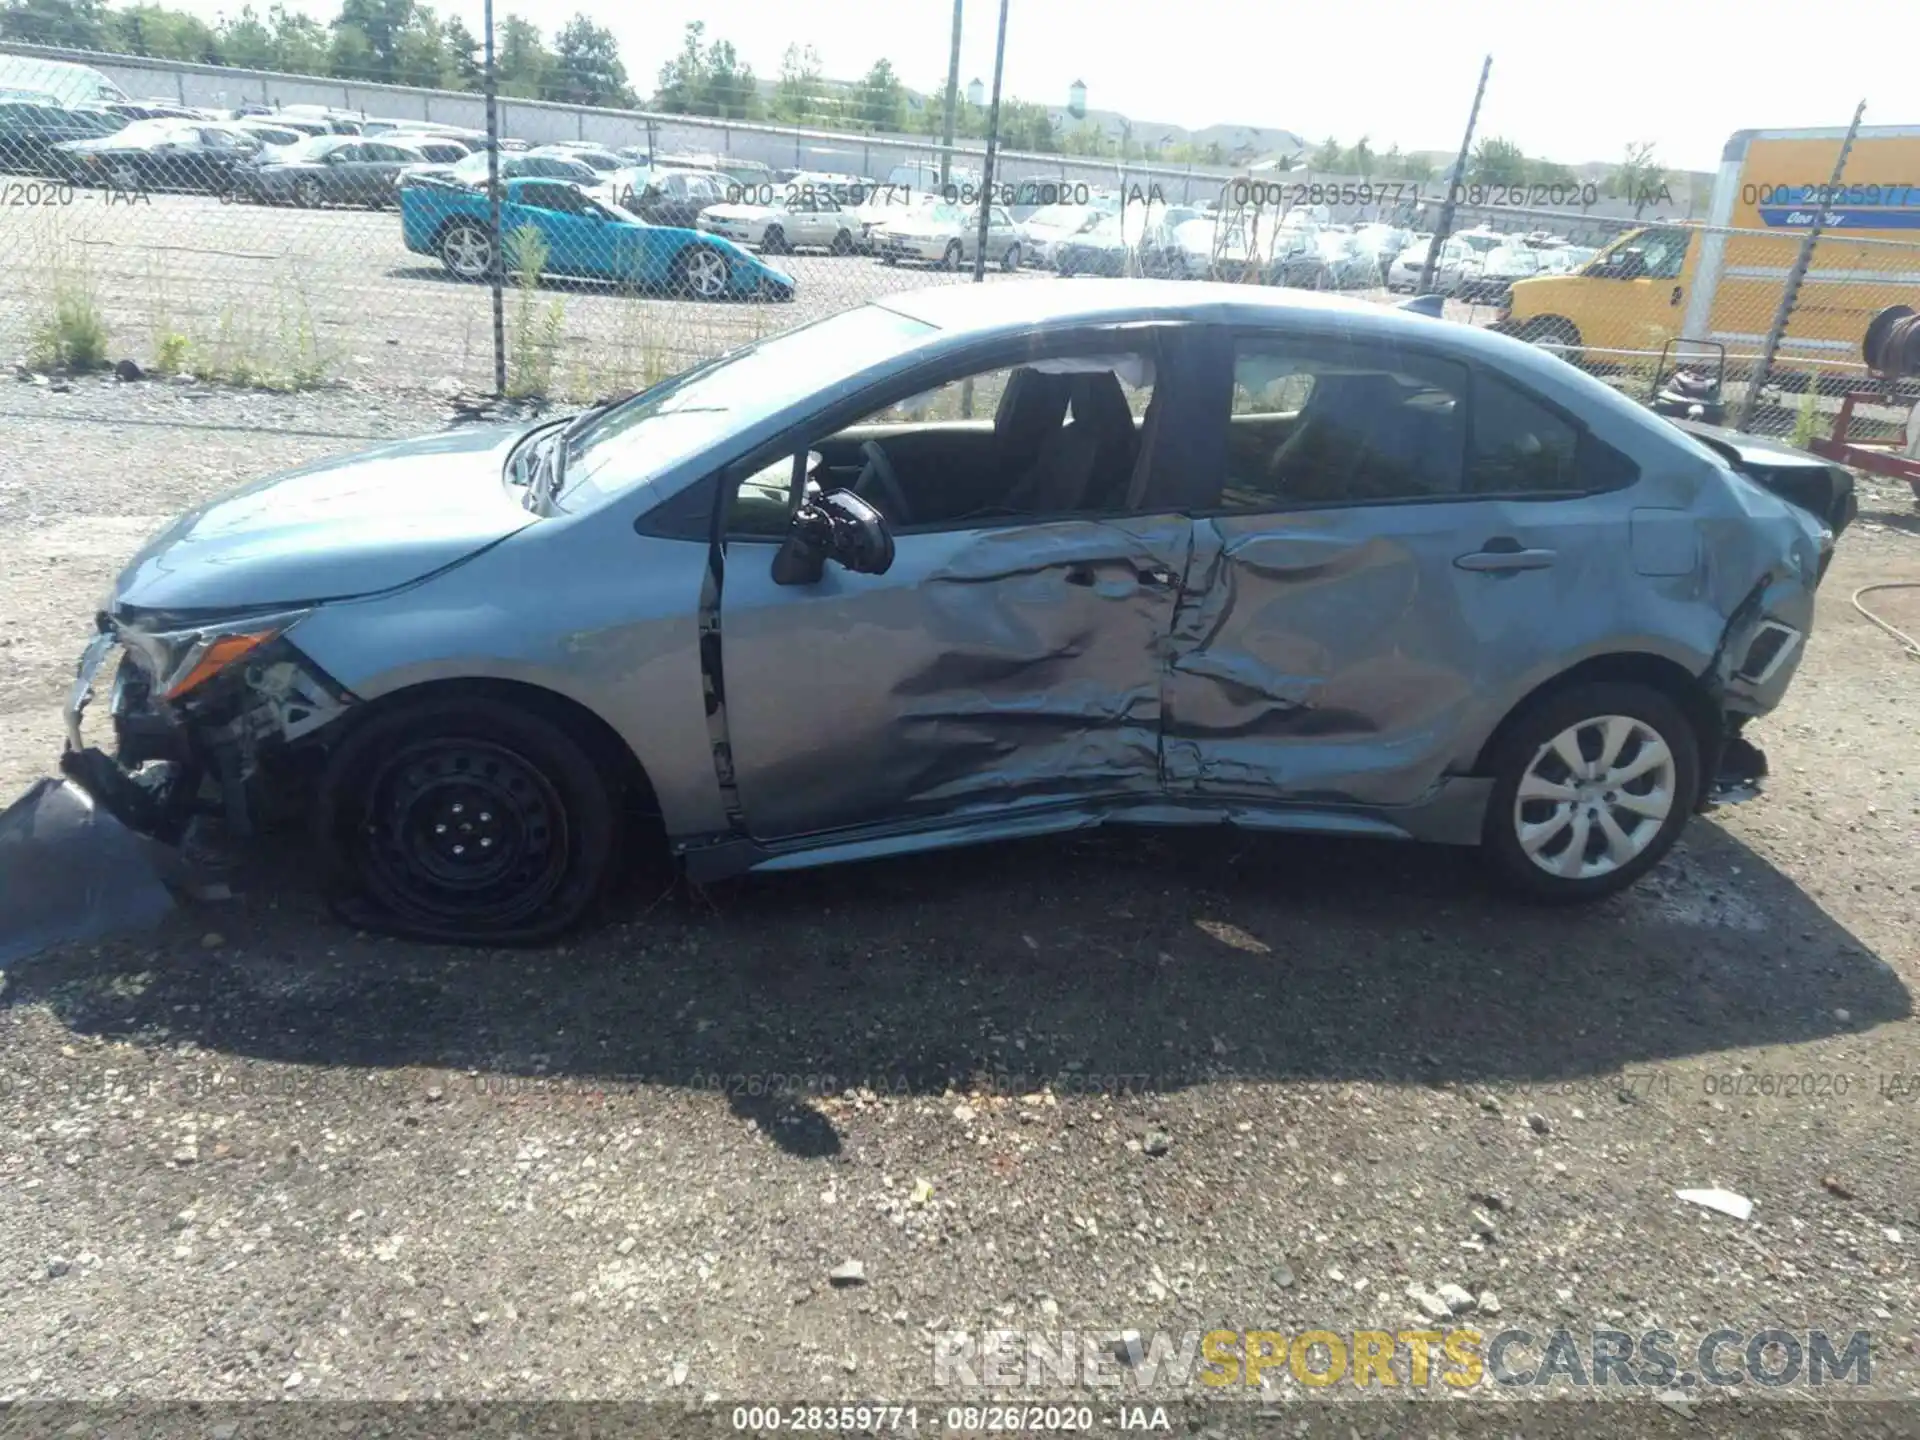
left=230, top=120, right=307, bottom=149
left=1536, top=245, right=1598, bottom=275
left=1313, top=230, right=1386, bottom=290
left=878, top=201, right=1022, bottom=269
left=400, top=175, right=794, bottom=300
left=0, top=99, right=120, bottom=175
left=1055, top=203, right=1203, bottom=277
left=1017, top=201, right=1107, bottom=268
left=236, top=133, right=426, bottom=207
left=404, top=148, right=600, bottom=190
left=697, top=189, right=858, bottom=254
left=381, top=134, right=471, bottom=165
left=56, top=281, right=1845, bottom=941
left=1387, top=235, right=1476, bottom=294
left=605, top=166, right=731, bottom=228
left=532, top=143, right=626, bottom=173
left=851, top=190, right=934, bottom=252
left=1459, top=243, right=1545, bottom=303
left=54, top=118, right=260, bottom=192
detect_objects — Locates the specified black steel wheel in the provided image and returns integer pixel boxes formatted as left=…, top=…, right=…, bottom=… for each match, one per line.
left=317, top=696, right=618, bottom=943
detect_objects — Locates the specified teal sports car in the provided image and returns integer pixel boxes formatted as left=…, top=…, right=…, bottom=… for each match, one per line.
left=400, top=174, right=795, bottom=301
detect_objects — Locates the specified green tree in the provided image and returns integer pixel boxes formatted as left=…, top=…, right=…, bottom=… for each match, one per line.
left=441, top=15, right=480, bottom=87
left=326, top=20, right=375, bottom=78
left=391, top=6, right=455, bottom=87
left=1527, top=158, right=1577, bottom=188
left=1310, top=135, right=1342, bottom=171
left=0, top=0, right=108, bottom=48
left=701, top=37, right=755, bottom=117
left=997, top=98, right=1056, bottom=153
left=551, top=14, right=629, bottom=104
left=1344, top=135, right=1374, bottom=176
left=104, top=4, right=218, bottom=60
left=652, top=20, right=707, bottom=111
left=217, top=4, right=276, bottom=67
left=268, top=2, right=330, bottom=73
left=1468, top=136, right=1528, bottom=185
left=331, top=0, right=414, bottom=81
left=770, top=43, right=832, bottom=125
left=849, top=56, right=904, bottom=132
left=1608, top=140, right=1666, bottom=217
left=496, top=14, right=555, bottom=98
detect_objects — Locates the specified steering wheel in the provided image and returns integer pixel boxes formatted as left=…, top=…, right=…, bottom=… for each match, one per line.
left=853, top=439, right=912, bottom=526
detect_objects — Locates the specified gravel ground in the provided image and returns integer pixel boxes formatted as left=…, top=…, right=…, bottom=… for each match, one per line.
left=2, top=382, right=1919, bottom=1429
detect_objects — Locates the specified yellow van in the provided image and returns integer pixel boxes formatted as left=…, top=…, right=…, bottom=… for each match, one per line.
left=1499, top=125, right=1920, bottom=378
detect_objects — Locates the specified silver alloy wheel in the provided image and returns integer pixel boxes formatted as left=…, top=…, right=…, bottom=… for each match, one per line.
left=108, top=161, right=139, bottom=190
left=441, top=225, right=491, bottom=279
left=684, top=247, right=729, bottom=298
left=1513, top=714, right=1676, bottom=880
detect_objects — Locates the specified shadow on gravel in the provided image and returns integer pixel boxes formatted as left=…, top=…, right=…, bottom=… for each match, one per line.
left=6, top=817, right=1909, bottom=1158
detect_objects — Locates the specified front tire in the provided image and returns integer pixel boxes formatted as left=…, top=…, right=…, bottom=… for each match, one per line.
left=940, top=240, right=963, bottom=271
left=759, top=224, right=787, bottom=255
left=1480, top=681, right=1700, bottom=904
left=829, top=228, right=853, bottom=255
left=315, top=696, right=618, bottom=943
left=1001, top=242, right=1021, bottom=272
left=672, top=244, right=733, bottom=300
left=296, top=175, right=323, bottom=208
left=438, top=222, right=493, bottom=281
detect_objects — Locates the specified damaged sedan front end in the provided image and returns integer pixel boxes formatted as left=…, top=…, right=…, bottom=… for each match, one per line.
left=63, top=605, right=353, bottom=842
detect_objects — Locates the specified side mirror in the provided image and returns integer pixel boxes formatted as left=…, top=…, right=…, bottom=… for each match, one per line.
left=771, top=487, right=895, bottom=586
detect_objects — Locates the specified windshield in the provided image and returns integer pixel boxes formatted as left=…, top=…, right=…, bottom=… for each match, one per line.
left=556, top=305, right=937, bottom=510
left=450, top=150, right=495, bottom=180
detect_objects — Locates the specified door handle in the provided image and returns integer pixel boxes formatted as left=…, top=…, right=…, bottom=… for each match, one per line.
left=1455, top=546, right=1557, bottom=573
left=1135, top=565, right=1177, bottom=588
left=1669, top=284, right=1684, bottom=306
left=1064, top=565, right=1098, bottom=586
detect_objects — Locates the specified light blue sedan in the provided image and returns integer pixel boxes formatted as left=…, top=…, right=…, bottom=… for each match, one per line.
left=400, top=174, right=795, bottom=301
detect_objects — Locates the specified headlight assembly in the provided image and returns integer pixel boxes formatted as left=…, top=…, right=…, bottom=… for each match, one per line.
left=116, top=610, right=312, bottom=703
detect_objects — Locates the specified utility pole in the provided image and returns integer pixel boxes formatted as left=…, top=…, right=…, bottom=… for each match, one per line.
left=1417, top=53, right=1490, bottom=298
left=483, top=0, right=505, bottom=397
left=1736, top=99, right=1867, bottom=432
left=939, top=0, right=962, bottom=191
left=970, top=0, right=1009, bottom=283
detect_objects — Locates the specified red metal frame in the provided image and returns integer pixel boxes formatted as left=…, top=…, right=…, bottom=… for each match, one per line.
left=1807, top=391, right=1920, bottom=498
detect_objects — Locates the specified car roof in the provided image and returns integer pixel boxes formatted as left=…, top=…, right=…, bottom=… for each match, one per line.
left=875, top=279, right=1576, bottom=369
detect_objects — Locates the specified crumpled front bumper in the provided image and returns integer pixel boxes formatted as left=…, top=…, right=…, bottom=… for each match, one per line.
left=59, top=621, right=353, bottom=844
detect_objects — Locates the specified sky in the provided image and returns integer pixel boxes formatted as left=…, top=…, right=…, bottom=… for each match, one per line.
left=172, top=0, right=1901, bottom=172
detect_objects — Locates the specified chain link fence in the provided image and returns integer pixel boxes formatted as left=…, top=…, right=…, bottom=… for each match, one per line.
left=3, top=46, right=1916, bottom=451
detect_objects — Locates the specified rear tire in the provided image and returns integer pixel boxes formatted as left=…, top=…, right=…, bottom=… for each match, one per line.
left=1001, top=242, right=1021, bottom=272
left=296, top=175, right=323, bottom=209
left=940, top=240, right=963, bottom=271
left=314, top=695, right=618, bottom=944
left=1480, top=681, right=1700, bottom=904
left=672, top=244, right=734, bottom=300
left=760, top=224, right=787, bottom=255
left=829, top=228, right=853, bottom=255
left=1517, top=315, right=1583, bottom=364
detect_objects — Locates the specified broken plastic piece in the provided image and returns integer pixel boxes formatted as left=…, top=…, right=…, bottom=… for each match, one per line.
left=1675, top=1187, right=1753, bottom=1221
left=0, top=778, right=177, bottom=964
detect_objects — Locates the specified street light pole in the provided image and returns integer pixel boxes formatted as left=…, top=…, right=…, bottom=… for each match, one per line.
left=970, top=0, right=1009, bottom=283
left=939, top=0, right=962, bottom=192
left=483, top=0, right=505, bottom=397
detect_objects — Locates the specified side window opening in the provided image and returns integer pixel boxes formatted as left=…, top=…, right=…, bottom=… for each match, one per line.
left=727, top=353, right=1160, bottom=537
left=1220, top=340, right=1468, bottom=508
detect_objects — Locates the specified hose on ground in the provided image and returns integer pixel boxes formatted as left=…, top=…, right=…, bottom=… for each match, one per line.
left=1852, top=581, right=1920, bottom=660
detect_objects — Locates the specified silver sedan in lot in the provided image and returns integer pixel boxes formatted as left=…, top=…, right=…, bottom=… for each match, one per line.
left=59, top=282, right=1846, bottom=942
